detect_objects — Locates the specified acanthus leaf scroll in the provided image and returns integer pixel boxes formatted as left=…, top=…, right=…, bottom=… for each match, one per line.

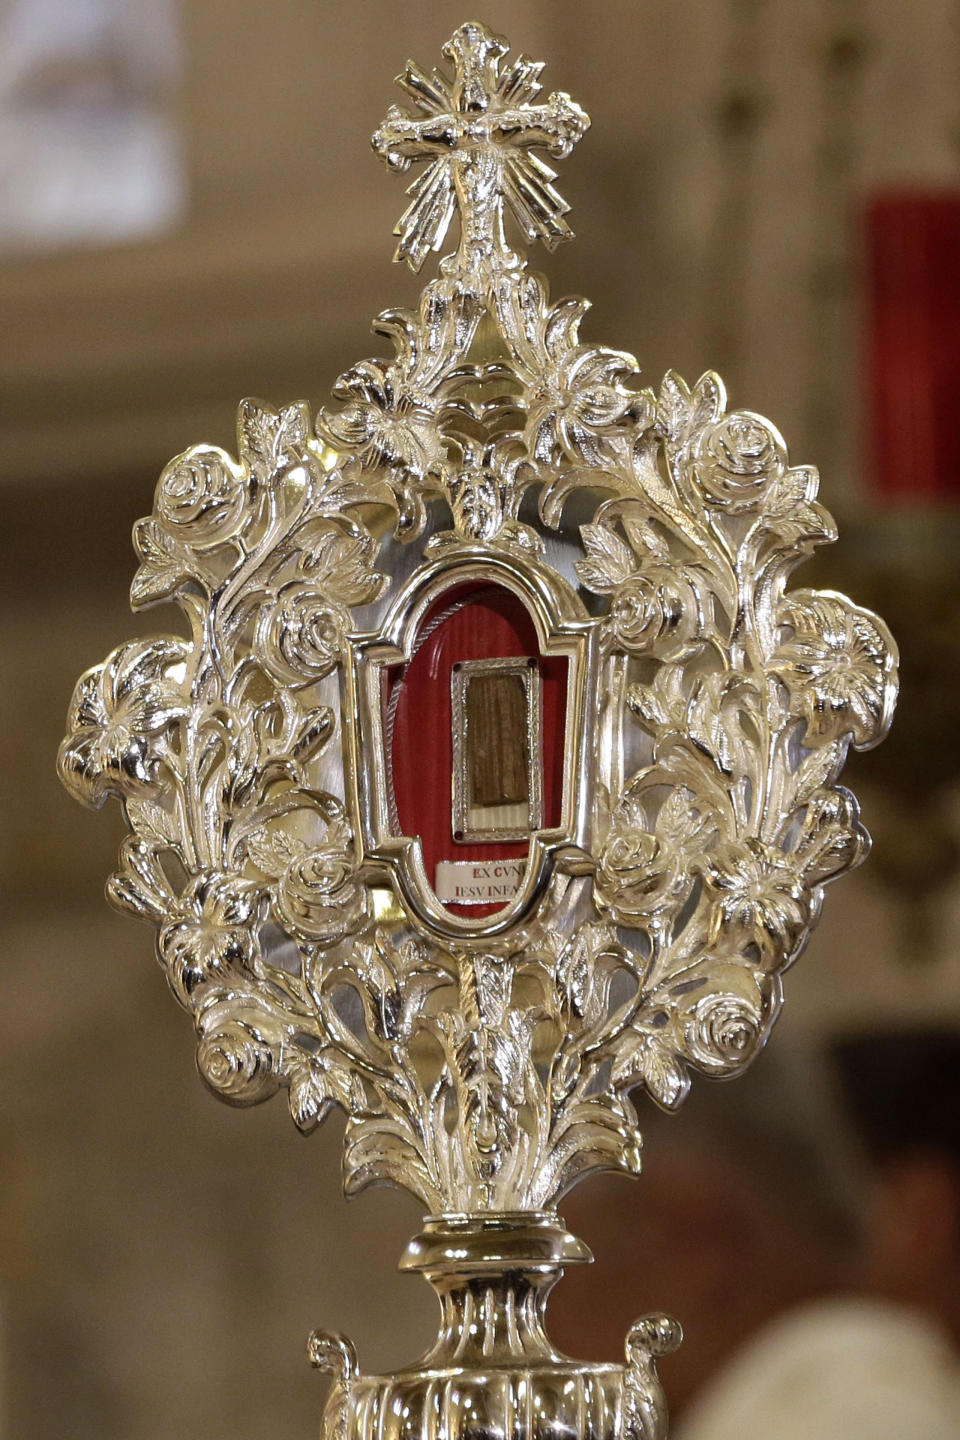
left=59, top=21, right=897, bottom=1215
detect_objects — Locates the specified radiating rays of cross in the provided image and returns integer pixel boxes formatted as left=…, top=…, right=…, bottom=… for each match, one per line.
left=372, top=21, right=590, bottom=273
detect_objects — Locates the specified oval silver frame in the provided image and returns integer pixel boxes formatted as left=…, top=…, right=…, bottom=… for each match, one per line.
left=345, top=547, right=598, bottom=940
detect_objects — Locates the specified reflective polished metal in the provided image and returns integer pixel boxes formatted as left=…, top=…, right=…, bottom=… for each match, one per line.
left=59, top=21, right=898, bottom=1440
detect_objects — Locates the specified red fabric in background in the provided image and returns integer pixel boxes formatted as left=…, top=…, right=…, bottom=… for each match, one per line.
left=867, top=194, right=960, bottom=501
left=388, top=583, right=567, bottom=919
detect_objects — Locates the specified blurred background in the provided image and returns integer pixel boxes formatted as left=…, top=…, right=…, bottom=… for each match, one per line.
left=1, top=0, right=960, bottom=1436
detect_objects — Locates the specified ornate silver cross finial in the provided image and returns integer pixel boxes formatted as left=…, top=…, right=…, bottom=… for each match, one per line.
left=372, top=21, right=590, bottom=271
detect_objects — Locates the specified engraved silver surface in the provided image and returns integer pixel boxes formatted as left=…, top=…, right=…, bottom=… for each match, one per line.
left=58, top=22, right=898, bottom=1440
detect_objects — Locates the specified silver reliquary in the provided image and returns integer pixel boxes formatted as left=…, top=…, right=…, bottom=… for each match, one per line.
left=59, top=21, right=898, bottom=1440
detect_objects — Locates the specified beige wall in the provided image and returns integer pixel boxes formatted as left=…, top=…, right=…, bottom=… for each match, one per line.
left=4, top=0, right=959, bottom=497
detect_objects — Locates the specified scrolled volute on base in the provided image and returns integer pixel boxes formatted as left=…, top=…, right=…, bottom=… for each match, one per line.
left=309, top=1214, right=681, bottom=1440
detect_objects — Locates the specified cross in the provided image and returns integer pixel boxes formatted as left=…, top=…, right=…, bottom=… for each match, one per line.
left=372, top=22, right=590, bottom=272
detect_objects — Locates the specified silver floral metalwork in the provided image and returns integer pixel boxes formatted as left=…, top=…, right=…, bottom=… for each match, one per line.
left=59, top=22, right=897, bottom=1440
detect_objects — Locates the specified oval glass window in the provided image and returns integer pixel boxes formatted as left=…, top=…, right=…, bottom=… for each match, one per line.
left=386, top=582, right=567, bottom=918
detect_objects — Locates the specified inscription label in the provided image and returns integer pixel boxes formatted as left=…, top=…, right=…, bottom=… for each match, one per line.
left=435, top=859, right=525, bottom=906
